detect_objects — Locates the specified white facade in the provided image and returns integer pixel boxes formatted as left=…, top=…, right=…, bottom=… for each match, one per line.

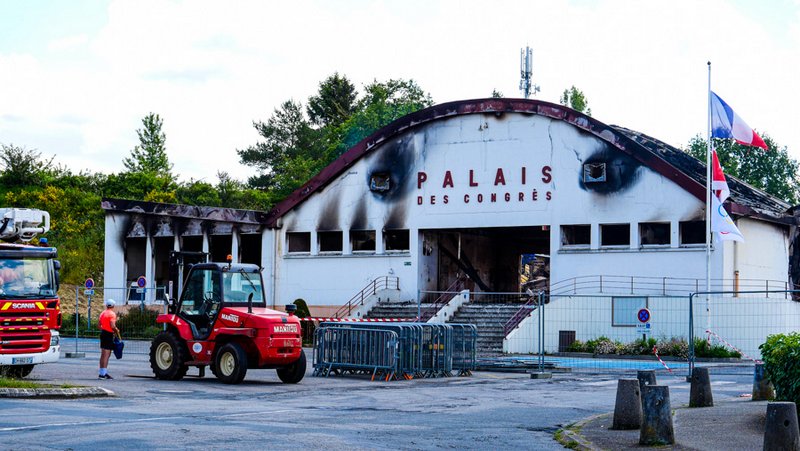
left=103, top=99, right=794, bottom=345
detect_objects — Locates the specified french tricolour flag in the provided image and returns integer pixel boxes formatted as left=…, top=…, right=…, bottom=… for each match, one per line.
left=710, top=91, right=767, bottom=149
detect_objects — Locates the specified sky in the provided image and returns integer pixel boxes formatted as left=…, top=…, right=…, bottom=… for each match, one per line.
left=1, top=0, right=798, bottom=185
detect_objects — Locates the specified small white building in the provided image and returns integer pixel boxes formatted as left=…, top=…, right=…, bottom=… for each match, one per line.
left=103, top=98, right=798, bottom=355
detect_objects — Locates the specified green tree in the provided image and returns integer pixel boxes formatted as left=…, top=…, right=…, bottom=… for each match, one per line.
left=0, top=144, right=59, bottom=188
left=306, top=72, right=358, bottom=128
left=684, top=134, right=800, bottom=204
left=123, top=113, right=173, bottom=179
left=237, top=100, right=326, bottom=196
left=176, top=179, right=221, bottom=206
left=559, top=85, right=592, bottom=116
left=328, top=78, right=433, bottom=157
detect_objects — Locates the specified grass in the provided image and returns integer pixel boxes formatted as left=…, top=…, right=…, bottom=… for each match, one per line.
left=0, top=377, right=78, bottom=389
left=554, top=424, right=583, bottom=450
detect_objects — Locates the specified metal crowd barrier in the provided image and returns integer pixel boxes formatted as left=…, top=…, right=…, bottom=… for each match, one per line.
left=313, top=322, right=477, bottom=380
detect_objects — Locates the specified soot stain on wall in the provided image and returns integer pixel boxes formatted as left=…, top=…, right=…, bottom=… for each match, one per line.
left=317, top=194, right=340, bottom=231
left=367, top=135, right=415, bottom=202
left=384, top=205, right=406, bottom=230
left=351, top=198, right=368, bottom=230
left=579, top=143, right=642, bottom=194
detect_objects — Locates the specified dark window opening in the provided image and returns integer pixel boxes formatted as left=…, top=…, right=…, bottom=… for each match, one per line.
left=640, top=222, right=670, bottom=246
left=318, top=231, right=343, bottom=253
left=385, top=229, right=410, bottom=251
left=181, top=235, right=203, bottom=252
left=350, top=230, right=376, bottom=252
left=600, top=224, right=630, bottom=247
left=369, top=172, right=391, bottom=192
left=240, top=233, right=262, bottom=265
left=210, top=235, right=232, bottom=263
left=583, top=163, right=607, bottom=183
left=561, top=225, right=590, bottom=247
left=680, top=221, right=706, bottom=245
left=287, top=232, right=311, bottom=253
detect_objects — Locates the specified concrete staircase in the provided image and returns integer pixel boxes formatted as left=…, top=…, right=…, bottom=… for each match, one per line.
left=448, top=304, right=523, bottom=355
left=364, top=302, right=436, bottom=320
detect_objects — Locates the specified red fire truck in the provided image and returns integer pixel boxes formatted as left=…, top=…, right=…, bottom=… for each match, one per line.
left=0, top=208, right=61, bottom=378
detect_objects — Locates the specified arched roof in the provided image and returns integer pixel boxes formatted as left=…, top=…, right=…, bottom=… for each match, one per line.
left=259, top=98, right=789, bottom=226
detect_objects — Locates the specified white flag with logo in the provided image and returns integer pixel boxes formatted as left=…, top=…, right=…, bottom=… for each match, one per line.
left=710, top=195, right=744, bottom=242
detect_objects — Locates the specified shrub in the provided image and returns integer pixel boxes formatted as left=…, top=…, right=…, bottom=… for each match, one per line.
left=693, top=338, right=741, bottom=358
left=584, top=336, right=619, bottom=355
left=116, top=307, right=160, bottom=339
left=760, top=333, right=800, bottom=408
left=567, top=340, right=585, bottom=353
left=657, top=337, right=689, bottom=359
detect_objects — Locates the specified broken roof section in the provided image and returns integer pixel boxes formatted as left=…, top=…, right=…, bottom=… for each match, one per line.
left=101, top=198, right=268, bottom=224
left=613, top=126, right=791, bottom=223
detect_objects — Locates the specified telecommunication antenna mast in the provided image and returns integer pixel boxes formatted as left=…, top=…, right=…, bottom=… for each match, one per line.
left=519, top=46, right=540, bottom=99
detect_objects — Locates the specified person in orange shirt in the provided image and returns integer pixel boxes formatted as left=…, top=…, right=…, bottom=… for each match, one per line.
left=98, top=299, right=120, bottom=379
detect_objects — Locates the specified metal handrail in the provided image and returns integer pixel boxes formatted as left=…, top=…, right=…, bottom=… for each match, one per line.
left=549, top=275, right=792, bottom=296
left=418, top=277, right=465, bottom=321
left=333, top=276, right=400, bottom=318
left=503, top=292, right=543, bottom=336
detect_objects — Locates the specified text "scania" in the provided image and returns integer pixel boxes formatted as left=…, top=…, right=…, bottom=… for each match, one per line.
left=11, top=303, right=36, bottom=309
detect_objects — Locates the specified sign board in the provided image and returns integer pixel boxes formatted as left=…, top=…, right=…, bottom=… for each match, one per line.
left=637, top=308, right=651, bottom=323
left=84, top=278, right=94, bottom=290
left=137, top=276, right=147, bottom=289
left=84, top=289, right=94, bottom=296
left=636, top=308, right=651, bottom=334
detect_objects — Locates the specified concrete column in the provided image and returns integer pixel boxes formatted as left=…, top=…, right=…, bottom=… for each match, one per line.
left=202, top=230, right=209, bottom=253
left=343, top=229, right=352, bottom=255
left=103, top=213, right=127, bottom=290
left=639, top=385, right=674, bottom=446
left=764, top=402, right=800, bottom=451
left=375, top=228, right=384, bottom=254
left=752, top=363, right=775, bottom=401
left=145, top=234, right=154, bottom=303
left=231, top=229, right=240, bottom=263
left=612, top=379, right=642, bottom=430
left=637, top=370, right=657, bottom=408
left=689, top=367, right=714, bottom=407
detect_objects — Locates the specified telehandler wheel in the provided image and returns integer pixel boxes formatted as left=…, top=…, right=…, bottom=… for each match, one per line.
left=277, top=351, right=306, bottom=384
left=0, top=364, right=34, bottom=378
left=214, top=342, right=248, bottom=384
left=150, top=331, right=189, bottom=380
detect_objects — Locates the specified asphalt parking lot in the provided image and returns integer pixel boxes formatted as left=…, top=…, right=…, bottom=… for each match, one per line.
left=0, top=349, right=754, bottom=450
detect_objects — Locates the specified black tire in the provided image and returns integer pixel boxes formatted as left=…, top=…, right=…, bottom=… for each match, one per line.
left=0, top=364, right=34, bottom=378
left=150, top=330, right=189, bottom=380
left=214, top=342, right=248, bottom=384
left=277, top=351, right=306, bottom=384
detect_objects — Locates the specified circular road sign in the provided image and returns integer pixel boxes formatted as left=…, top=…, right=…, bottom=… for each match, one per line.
left=637, top=308, right=651, bottom=323
left=137, top=276, right=147, bottom=288
left=84, top=278, right=94, bottom=290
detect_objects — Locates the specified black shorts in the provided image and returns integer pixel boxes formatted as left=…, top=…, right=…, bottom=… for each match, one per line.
left=100, top=330, right=115, bottom=350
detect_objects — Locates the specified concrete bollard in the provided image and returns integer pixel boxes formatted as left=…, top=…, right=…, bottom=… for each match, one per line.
left=637, top=370, right=657, bottom=407
left=639, top=385, right=674, bottom=446
left=689, top=367, right=714, bottom=407
left=753, top=363, right=775, bottom=401
left=763, top=402, right=800, bottom=451
left=612, top=379, right=642, bottom=430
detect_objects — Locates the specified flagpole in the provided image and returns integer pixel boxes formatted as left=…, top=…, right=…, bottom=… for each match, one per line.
left=705, top=61, right=712, bottom=337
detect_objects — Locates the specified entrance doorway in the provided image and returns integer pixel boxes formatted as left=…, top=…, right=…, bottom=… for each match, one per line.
left=419, top=226, right=550, bottom=295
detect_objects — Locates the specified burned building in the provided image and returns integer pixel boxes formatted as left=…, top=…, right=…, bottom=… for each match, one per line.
left=103, top=98, right=797, bottom=344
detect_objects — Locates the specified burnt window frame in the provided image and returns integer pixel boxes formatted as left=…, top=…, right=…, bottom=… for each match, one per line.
left=384, top=229, right=410, bottom=253
left=560, top=224, right=591, bottom=248
left=350, top=230, right=376, bottom=253
left=286, top=232, right=311, bottom=254
left=679, top=221, right=706, bottom=246
left=639, top=222, right=671, bottom=247
left=600, top=223, right=631, bottom=248
left=317, top=231, right=343, bottom=254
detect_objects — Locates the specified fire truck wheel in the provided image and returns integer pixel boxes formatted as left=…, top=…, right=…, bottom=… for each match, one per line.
left=277, top=351, right=306, bottom=384
left=214, top=342, right=248, bottom=384
left=150, top=331, right=189, bottom=380
left=0, top=364, right=34, bottom=378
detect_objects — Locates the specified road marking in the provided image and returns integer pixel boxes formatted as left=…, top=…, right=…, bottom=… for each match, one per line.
left=0, top=409, right=295, bottom=432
